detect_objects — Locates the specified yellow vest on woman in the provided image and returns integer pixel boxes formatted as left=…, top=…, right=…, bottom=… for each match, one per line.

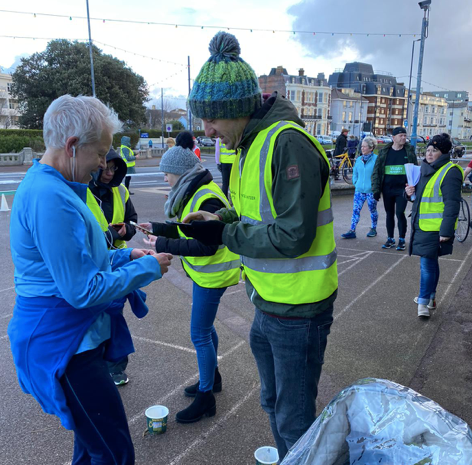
left=86, top=185, right=129, bottom=249
left=229, top=121, right=338, bottom=305
left=120, top=145, right=136, bottom=168
left=219, top=139, right=237, bottom=164
left=178, top=182, right=240, bottom=288
left=419, top=162, right=463, bottom=231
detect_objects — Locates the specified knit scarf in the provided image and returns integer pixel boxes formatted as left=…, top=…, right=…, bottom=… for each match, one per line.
left=164, top=164, right=206, bottom=219
left=361, top=152, right=374, bottom=163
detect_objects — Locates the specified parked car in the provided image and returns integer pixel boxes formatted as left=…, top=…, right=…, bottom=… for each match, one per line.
left=377, top=136, right=392, bottom=144
left=316, top=135, right=334, bottom=145
left=199, top=137, right=215, bottom=147
left=451, top=138, right=465, bottom=158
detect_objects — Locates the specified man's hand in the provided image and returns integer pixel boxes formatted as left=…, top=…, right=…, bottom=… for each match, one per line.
left=373, top=192, right=381, bottom=202
left=139, top=222, right=152, bottom=232
left=217, top=163, right=223, bottom=173
left=152, top=253, right=173, bottom=275
left=178, top=220, right=225, bottom=245
left=143, top=236, right=157, bottom=248
left=130, top=248, right=154, bottom=259
left=182, top=211, right=220, bottom=223
left=439, top=236, right=451, bottom=242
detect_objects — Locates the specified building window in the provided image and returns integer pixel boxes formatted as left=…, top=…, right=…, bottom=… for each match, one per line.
left=444, top=93, right=448, bottom=98
left=424, top=117, right=428, bottom=124
left=349, top=112, right=352, bottom=122
left=343, top=100, right=346, bottom=108
left=349, top=101, right=353, bottom=108
left=342, top=111, right=346, bottom=122
left=7, top=82, right=12, bottom=92
left=296, top=91, right=301, bottom=101
left=458, top=93, right=462, bottom=98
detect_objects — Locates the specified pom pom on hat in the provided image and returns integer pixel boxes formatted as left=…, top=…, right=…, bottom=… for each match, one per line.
left=188, top=31, right=262, bottom=120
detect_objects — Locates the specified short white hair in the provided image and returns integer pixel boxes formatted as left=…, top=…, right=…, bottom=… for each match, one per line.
left=43, top=95, right=122, bottom=149
left=362, top=136, right=377, bottom=151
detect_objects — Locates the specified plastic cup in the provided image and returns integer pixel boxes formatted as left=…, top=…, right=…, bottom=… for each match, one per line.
left=254, top=446, right=279, bottom=465
left=145, top=405, right=169, bottom=435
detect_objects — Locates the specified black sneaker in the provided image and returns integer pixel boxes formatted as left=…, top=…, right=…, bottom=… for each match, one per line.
left=396, top=239, right=406, bottom=251
left=111, top=372, right=129, bottom=386
left=382, top=238, right=395, bottom=249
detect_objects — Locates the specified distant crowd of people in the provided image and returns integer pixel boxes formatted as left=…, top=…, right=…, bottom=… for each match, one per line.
left=7, top=30, right=464, bottom=465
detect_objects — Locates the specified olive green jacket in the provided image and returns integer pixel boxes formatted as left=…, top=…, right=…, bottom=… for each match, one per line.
left=216, top=92, right=337, bottom=318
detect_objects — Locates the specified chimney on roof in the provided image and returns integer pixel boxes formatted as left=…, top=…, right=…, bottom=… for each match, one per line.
left=276, top=66, right=284, bottom=75
left=299, top=68, right=305, bottom=76
left=317, top=72, right=325, bottom=80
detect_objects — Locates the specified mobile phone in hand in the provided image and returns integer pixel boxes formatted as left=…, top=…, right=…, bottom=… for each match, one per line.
left=165, top=220, right=189, bottom=226
left=130, top=221, right=153, bottom=235
left=110, top=222, right=125, bottom=231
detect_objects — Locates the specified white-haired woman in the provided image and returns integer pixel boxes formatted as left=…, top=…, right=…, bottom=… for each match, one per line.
left=8, top=95, right=172, bottom=464
left=341, top=136, right=379, bottom=239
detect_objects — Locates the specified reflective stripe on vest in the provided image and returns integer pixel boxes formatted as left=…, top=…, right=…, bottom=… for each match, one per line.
left=229, top=121, right=338, bottom=305
left=219, top=139, right=237, bottom=164
left=418, top=162, right=463, bottom=231
left=120, top=145, right=136, bottom=168
left=178, top=181, right=240, bottom=288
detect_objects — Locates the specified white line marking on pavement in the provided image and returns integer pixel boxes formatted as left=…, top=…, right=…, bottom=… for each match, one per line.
left=132, top=335, right=196, bottom=354
left=0, top=335, right=9, bottom=340
left=0, top=313, right=12, bottom=320
left=335, top=255, right=408, bottom=321
left=0, top=286, right=15, bottom=293
left=225, top=289, right=244, bottom=296
left=128, top=340, right=245, bottom=426
left=338, top=251, right=374, bottom=277
left=168, top=386, right=259, bottom=465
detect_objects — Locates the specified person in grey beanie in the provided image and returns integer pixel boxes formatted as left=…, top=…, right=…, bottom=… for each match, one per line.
left=139, top=145, right=240, bottom=424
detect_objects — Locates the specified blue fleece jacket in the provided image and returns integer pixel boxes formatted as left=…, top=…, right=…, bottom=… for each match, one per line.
left=353, top=154, right=378, bottom=194
left=8, top=160, right=161, bottom=429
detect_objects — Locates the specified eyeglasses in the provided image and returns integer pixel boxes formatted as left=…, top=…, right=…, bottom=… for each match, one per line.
left=104, top=165, right=118, bottom=173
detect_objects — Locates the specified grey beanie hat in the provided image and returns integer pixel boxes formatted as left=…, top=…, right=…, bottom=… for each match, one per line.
left=159, top=146, right=201, bottom=175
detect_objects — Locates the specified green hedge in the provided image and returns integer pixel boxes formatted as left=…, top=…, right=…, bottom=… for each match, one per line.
left=0, top=135, right=45, bottom=153
left=0, top=129, right=43, bottom=138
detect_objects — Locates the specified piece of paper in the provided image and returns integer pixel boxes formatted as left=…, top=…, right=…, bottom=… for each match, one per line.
left=405, top=163, right=421, bottom=200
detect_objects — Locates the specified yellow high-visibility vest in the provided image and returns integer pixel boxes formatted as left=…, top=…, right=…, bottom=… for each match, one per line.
left=86, top=184, right=129, bottom=249
left=178, top=182, right=240, bottom=288
left=120, top=145, right=136, bottom=168
left=219, top=139, right=237, bottom=164
left=229, top=121, right=338, bottom=305
left=419, top=162, right=463, bottom=231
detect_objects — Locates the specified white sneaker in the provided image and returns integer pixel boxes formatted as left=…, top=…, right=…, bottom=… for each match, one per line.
left=418, top=304, right=430, bottom=318
left=414, top=297, right=437, bottom=310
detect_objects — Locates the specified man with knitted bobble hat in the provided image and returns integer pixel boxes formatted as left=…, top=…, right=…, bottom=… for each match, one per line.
left=182, top=31, right=338, bottom=460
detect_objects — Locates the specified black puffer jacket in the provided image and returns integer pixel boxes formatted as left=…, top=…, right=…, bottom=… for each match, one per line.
left=409, top=154, right=463, bottom=259
left=334, top=133, right=347, bottom=156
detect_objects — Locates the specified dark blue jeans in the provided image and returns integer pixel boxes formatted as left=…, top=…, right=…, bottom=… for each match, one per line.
left=60, top=344, right=134, bottom=465
left=418, top=256, right=440, bottom=304
left=250, top=306, right=334, bottom=461
left=191, top=283, right=226, bottom=392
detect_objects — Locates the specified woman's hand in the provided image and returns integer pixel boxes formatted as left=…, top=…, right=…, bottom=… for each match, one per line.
left=130, top=248, right=154, bottom=260
left=182, top=211, right=219, bottom=223
left=139, top=222, right=152, bottom=232
left=143, top=235, right=157, bottom=248
left=405, top=184, right=415, bottom=197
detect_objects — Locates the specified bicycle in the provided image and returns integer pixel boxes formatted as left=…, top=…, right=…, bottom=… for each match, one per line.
left=334, top=151, right=356, bottom=184
left=455, top=197, right=470, bottom=242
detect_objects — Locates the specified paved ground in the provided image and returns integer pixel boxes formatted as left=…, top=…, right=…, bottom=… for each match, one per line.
left=1, top=158, right=472, bottom=464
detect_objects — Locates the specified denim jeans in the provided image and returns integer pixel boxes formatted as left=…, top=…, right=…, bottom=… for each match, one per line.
left=60, top=343, right=134, bottom=464
left=191, top=283, right=226, bottom=392
left=249, top=305, right=334, bottom=461
left=418, top=256, right=440, bottom=304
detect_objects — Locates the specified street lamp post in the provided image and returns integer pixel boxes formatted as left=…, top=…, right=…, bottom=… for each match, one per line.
left=411, top=0, right=431, bottom=150
left=407, top=39, right=421, bottom=136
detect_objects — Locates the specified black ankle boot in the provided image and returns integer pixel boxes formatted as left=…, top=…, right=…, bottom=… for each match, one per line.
left=175, top=390, right=216, bottom=423
left=184, top=367, right=222, bottom=397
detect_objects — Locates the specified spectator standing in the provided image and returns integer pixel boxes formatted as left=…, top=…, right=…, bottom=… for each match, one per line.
left=8, top=95, right=172, bottom=464
left=176, top=131, right=201, bottom=160
left=347, top=135, right=359, bottom=158
left=181, top=31, right=338, bottom=461
left=372, top=127, right=417, bottom=251
left=215, top=137, right=237, bottom=198
left=120, top=136, right=137, bottom=195
left=334, top=128, right=348, bottom=156
left=405, top=134, right=463, bottom=317
left=341, top=136, right=379, bottom=239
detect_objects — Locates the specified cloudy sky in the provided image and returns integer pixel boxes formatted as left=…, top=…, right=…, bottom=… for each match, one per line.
left=0, top=0, right=471, bottom=109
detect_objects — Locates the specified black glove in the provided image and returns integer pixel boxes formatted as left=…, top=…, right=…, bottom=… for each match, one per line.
left=373, top=192, right=380, bottom=202
left=177, top=220, right=225, bottom=246
left=217, top=163, right=223, bottom=173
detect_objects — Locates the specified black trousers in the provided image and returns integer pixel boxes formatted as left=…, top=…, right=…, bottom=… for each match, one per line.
left=124, top=176, right=131, bottom=191
left=220, top=162, right=233, bottom=199
left=382, top=190, right=408, bottom=239
left=60, top=344, right=134, bottom=464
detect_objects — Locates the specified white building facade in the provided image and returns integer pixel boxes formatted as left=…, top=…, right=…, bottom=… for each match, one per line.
left=409, top=91, right=448, bottom=138
left=330, top=88, right=368, bottom=137
left=0, top=73, right=20, bottom=129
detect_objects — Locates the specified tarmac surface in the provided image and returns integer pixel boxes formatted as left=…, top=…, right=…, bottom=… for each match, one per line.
left=1, top=156, right=472, bottom=464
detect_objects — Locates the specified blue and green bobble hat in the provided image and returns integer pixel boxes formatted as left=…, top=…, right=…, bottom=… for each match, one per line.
left=188, top=31, right=262, bottom=120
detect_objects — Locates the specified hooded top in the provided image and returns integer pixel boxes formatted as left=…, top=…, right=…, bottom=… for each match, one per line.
left=89, top=148, right=137, bottom=243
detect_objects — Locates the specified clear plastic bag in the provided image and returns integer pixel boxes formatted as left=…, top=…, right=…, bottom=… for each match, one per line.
left=281, top=378, right=472, bottom=465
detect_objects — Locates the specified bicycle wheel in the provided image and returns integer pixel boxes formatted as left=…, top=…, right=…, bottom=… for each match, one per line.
left=342, top=158, right=355, bottom=184
left=455, top=197, right=470, bottom=243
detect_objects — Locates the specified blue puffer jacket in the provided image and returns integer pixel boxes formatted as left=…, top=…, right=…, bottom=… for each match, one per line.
left=353, top=154, right=377, bottom=194
left=8, top=160, right=161, bottom=429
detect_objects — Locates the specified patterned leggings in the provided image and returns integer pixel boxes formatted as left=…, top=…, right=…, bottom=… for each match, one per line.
left=350, top=192, right=378, bottom=231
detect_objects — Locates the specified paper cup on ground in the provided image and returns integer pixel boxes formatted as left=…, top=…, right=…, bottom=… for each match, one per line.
left=255, top=446, right=279, bottom=465
left=145, top=405, right=169, bottom=434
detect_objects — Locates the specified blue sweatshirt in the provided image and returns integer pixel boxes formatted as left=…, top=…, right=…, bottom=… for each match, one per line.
left=353, top=154, right=378, bottom=194
left=8, top=160, right=161, bottom=429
